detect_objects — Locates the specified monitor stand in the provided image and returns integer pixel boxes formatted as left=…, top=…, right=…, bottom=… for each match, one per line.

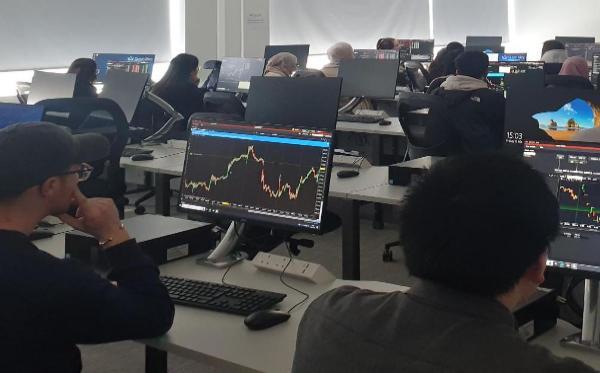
left=338, top=97, right=363, bottom=114
left=561, top=279, right=600, bottom=351
left=196, top=222, right=249, bottom=268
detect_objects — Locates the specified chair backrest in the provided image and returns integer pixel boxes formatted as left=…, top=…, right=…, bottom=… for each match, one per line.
left=397, top=92, right=452, bottom=159
left=546, top=75, right=594, bottom=90
left=544, top=63, right=563, bottom=76
left=201, top=60, right=222, bottom=91
left=203, top=91, right=246, bottom=117
left=404, top=61, right=428, bottom=92
left=426, top=76, right=448, bottom=94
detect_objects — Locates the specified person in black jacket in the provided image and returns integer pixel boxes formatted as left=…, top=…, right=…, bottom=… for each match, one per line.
left=427, top=41, right=464, bottom=84
left=0, top=123, right=174, bottom=372
left=151, top=53, right=206, bottom=123
left=68, top=58, right=98, bottom=98
left=431, top=51, right=506, bottom=154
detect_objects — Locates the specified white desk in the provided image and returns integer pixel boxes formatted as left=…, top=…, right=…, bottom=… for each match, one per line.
left=336, top=117, right=404, bottom=136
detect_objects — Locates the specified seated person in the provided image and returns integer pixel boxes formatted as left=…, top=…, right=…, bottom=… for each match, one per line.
left=541, top=40, right=568, bottom=64
left=321, top=42, right=354, bottom=78
left=151, top=53, right=206, bottom=123
left=68, top=58, right=98, bottom=98
left=547, top=56, right=594, bottom=90
left=427, top=42, right=465, bottom=83
left=293, top=154, right=597, bottom=373
left=0, top=123, right=174, bottom=372
left=264, top=52, right=298, bottom=77
left=431, top=51, right=506, bottom=154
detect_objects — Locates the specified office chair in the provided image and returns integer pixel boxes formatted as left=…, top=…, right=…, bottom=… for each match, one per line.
left=546, top=75, right=595, bottom=90
left=203, top=91, right=245, bottom=120
left=200, top=60, right=222, bottom=91
left=292, top=69, right=326, bottom=78
left=382, top=93, right=451, bottom=262
left=544, top=63, right=563, bottom=76
left=404, top=61, right=429, bottom=92
left=36, top=98, right=129, bottom=217
left=426, top=76, right=449, bottom=94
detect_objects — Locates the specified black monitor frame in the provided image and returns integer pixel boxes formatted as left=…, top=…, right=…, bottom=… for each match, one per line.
left=338, top=59, right=399, bottom=99
left=92, top=53, right=155, bottom=83
left=264, top=44, right=310, bottom=69
left=245, top=76, right=342, bottom=130
left=556, top=36, right=596, bottom=45
left=466, top=36, right=503, bottom=47
left=178, top=119, right=335, bottom=233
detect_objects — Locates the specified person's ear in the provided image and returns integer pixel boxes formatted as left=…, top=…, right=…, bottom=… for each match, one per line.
left=39, top=177, right=62, bottom=199
left=523, top=253, right=547, bottom=286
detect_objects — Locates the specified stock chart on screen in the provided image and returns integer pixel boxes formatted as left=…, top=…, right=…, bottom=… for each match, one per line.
left=179, top=120, right=333, bottom=232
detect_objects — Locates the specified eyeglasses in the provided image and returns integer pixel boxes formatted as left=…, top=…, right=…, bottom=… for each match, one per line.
left=57, top=163, right=94, bottom=182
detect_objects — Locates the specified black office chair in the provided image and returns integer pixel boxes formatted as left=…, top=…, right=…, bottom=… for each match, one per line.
left=36, top=98, right=129, bottom=217
left=544, top=63, right=563, bottom=76
left=203, top=91, right=245, bottom=120
left=425, top=76, right=449, bottom=94
left=201, top=60, right=222, bottom=92
left=404, top=61, right=429, bottom=92
left=546, top=75, right=595, bottom=90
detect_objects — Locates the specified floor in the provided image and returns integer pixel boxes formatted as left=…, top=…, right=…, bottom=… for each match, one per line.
left=79, top=194, right=414, bottom=372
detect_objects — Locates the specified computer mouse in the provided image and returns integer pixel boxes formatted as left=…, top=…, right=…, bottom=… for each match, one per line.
left=337, top=170, right=360, bottom=179
left=29, top=229, right=54, bottom=241
left=244, top=310, right=291, bottom=331
left=379, top=119, right=392, bottom=126
left=131, top=153, right=155, bottom=162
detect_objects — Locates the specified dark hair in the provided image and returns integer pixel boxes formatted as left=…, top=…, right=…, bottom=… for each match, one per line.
left=68, top=58, right=97, bottom=83
left=399, top=154, right=559, bottom=297
left=152, top=53, right=199, bottom=93
left=428, top=48, right=465, bottom=82
left=542, top=40, right=566, bottom=56
left=455, top=51, right=489, bottom=79
left=377, top=38, right=396, bottom=50
left=446, top=41, right=465, bottom=53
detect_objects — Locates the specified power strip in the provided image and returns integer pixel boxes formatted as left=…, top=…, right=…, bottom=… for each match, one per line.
left=251, top=252, right=335, bottom=284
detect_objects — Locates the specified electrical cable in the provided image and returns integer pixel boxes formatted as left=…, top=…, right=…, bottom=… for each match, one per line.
left=281, top=242, right=311, bottom=314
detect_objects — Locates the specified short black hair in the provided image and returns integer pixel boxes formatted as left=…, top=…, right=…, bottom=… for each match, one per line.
left=377, top=38, right=396, bottom=50
left=542, top=40, right=566, bottom=56
left=454, top=51, right=490, bottom=79
left=446, top=41, right=465, bottom=53
left=399, top=153, right=559, bottom=297
left=68, top=58, right=97, bottom=83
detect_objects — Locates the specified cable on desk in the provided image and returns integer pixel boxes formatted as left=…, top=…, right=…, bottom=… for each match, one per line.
left=281, top=242, right=311, bottom=314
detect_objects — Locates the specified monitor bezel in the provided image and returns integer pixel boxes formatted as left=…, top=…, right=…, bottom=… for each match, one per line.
left=178, top=118, right=335, bottom=234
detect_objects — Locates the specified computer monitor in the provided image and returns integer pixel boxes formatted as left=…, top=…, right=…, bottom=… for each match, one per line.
left=410, top=39, right=435, bottom=62
left=353, top=49, right=399, bottom=60
left=466, top=36, right=503, bottom=48
left=565, top=43, right=600, bottom=66
left=27, top=71, right=77, bottom=105
left=99, top=69, right=149, bottom=123
left=499, top=53, right=528, bottom=63
left=338, top=59, right=399, bottom=99
left=504, top=87, right=600, bottom=153
left=264, top=45, right=310, bottom=69
left=556, top=36, right=596, bottom=45
left=179, top=120, right=334, bottom=233
left=245, top=77, right=342, bottom=130
left=0, top=103, right=44, bottom=129
left=397, top=39, right=412, bottom=61
left=487, top=62, right=544, bottom=90
left=216, top=57, right=265, bottom=93
left=93, top=53, right=155, bottom=83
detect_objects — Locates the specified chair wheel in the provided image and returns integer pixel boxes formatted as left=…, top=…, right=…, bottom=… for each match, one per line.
left=383, top=250, right=394, bottom=262
left=135, top=206, right=146, bottom=215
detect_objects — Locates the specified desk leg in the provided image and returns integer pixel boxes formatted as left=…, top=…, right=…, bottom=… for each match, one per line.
left=145, top=346, right=167, bottom=373
left=155, top=174, right=172, bottom=216
left=342, top=200, right=361, bottom=280
left=373, top=203, right=384, bottom=230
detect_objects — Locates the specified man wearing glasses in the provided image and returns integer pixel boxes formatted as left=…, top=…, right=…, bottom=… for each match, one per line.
left=0, top=123, right=174, bottom=372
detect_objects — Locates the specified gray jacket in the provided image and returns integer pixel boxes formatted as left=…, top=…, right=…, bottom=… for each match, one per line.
left=292, top=280, right=597, bottom=373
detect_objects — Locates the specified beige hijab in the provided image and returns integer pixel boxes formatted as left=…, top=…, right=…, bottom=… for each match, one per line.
left=264, top=52, right=298, bottom=77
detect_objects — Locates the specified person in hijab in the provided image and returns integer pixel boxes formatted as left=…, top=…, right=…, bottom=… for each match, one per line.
left=151, top=53, right=206, bottom=123
left=264, top=52, right=298, bottom=77
left=68, top=58, right=98, bottom=98
left=541, top=40, right=568, bottom=63
left=321, top=42, right=354, bottom=77
left=559, top=56, right=590, bottom=78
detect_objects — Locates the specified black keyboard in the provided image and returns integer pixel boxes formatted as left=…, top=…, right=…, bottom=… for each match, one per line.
left=160, top=276, right=287, bottom=316
left=122, top=148, right=154, bottom=157
left=337, top=113, right=385, bottom=123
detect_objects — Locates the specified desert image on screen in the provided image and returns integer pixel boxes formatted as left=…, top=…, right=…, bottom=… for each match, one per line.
left=533, top=98, right=600, bottom=141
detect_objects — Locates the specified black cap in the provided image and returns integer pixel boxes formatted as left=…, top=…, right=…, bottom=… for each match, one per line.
left=0, top=122, right=110, bottom=199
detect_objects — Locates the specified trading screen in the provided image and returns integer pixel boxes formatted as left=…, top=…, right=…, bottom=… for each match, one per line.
left=179, top=120, right=333, bottom=232
left=93, top=53, right=155, bottom=82
left=524, top=141, right=600, bottom=273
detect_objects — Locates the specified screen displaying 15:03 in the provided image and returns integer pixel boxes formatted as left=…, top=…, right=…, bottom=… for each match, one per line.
left=179, top=120, right=333, bottom=232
